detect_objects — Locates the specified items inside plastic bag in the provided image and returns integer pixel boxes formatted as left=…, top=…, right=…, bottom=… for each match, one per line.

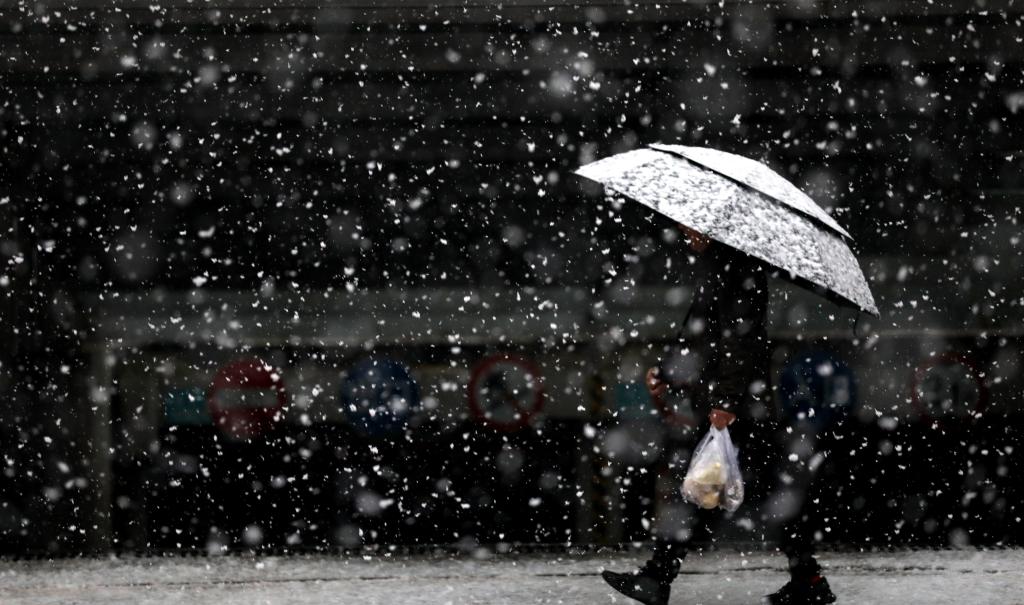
left=681, top=426, right=744, bottom=512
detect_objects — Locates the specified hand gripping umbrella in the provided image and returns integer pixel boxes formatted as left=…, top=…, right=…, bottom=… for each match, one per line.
left=576, top=144, right=878, bottom=316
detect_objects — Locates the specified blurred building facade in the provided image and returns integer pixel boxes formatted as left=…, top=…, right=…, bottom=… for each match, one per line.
left=2, top=0, right=1023, bottom=555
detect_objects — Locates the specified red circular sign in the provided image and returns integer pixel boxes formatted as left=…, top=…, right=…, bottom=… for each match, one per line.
left=207, top=358, right=287, bottom=441
left=910, top=352, right=988, bottom=423
left=468, top=354, right=545, bottom=432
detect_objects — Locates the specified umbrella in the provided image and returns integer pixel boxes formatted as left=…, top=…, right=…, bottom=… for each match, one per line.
left=575, top=144, right=878, bottom=316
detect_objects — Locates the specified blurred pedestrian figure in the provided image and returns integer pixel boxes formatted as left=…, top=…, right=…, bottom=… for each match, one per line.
left=601, top=225, right=835, bottom=605
left=576, top=144, right=877, bottom=605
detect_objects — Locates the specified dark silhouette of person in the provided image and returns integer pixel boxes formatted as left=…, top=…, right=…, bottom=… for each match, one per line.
left=601, top=225, right=835, bottom=605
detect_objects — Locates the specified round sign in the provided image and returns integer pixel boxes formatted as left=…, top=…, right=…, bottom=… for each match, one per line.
left=340, top=357, right=420, bottom=435
left=207, top=358, right=287, bottom=441
left=910, top=352, right=988, bottom=422
left=468, top=354, right=545, bottom=431
left=779, top=350, right=857, bottom=426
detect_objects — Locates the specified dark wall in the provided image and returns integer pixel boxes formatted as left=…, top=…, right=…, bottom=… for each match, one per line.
left=2, top=1, right=1024, bottom=555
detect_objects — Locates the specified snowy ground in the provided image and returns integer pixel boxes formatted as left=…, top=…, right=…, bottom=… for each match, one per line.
left=1, top=548, right=1021, bottom=605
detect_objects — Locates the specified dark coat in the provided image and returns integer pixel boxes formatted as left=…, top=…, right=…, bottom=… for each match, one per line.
left=675, top=245, right=770, bottom=412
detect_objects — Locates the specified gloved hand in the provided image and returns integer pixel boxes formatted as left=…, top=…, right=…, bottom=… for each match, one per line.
left=645, top=366, right=668, bottom=398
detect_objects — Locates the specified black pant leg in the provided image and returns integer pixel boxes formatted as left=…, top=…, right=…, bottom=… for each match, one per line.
left=646, top=505, right=719, bottom=580
left=764, top=423, right=825, bottom=577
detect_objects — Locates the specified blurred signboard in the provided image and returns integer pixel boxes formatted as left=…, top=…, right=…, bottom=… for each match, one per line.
left=468, top=354, right=545, bottom=431
left=612, top=383, right=653, bottom=421
left=207, top=358, right=287, bottom=441
left=163, top=387, right=210, bottom=426
left=340, top=357, right=421, bottom=435
left=911, top=353, right=988, bottom=422
left=779, top=350, right=857, bottom=426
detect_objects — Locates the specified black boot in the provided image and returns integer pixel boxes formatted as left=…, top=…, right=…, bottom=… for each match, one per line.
left=601, top=557, right=679, bottom=605
left=764, top=574, right=835, bottom=604
left=765, top=554, right=835, bottom=605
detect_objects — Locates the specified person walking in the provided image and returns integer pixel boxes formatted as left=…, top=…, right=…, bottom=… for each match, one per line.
left=601, top=225, right=836, bottom=605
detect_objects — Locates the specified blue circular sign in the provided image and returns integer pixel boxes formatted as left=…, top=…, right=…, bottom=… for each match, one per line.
left=779, top=351, right=857, bottom=426
left=340, top=358, right=420, bottom=435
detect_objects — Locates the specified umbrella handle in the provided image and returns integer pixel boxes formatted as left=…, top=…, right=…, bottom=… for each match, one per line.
left=851, top=311, right=870, bottom=339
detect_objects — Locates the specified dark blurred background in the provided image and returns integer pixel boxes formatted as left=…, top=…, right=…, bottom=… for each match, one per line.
left=2, top=0, right=1023, bottom=556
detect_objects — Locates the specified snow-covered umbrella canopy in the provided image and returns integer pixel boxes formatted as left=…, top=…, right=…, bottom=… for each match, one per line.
left=576, top=144, right=878, bottom=316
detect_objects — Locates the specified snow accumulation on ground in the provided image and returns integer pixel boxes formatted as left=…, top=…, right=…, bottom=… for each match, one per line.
left=1, top=548, right=1021, bottom=605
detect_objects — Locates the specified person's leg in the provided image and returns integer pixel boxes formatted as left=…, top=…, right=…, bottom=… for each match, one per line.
left=762, top=424, right=835, bottom=604
left=645, top=505, right=717, bottom=580
left=603, top=420, right=723, bottom=605
left=780, top=517, right=821, bottom=578
left=602, top=505, right=718, bottom=605
left=765, top=521, right=834, bottom=605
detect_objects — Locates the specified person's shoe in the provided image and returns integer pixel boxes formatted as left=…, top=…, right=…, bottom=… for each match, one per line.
left=601, top=567, right=671, bottom=605
left=763, top=574, right=836, bottom=604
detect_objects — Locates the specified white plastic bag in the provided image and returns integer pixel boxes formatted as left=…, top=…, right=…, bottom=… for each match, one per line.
left=681, top=426, right=744, bottom=512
